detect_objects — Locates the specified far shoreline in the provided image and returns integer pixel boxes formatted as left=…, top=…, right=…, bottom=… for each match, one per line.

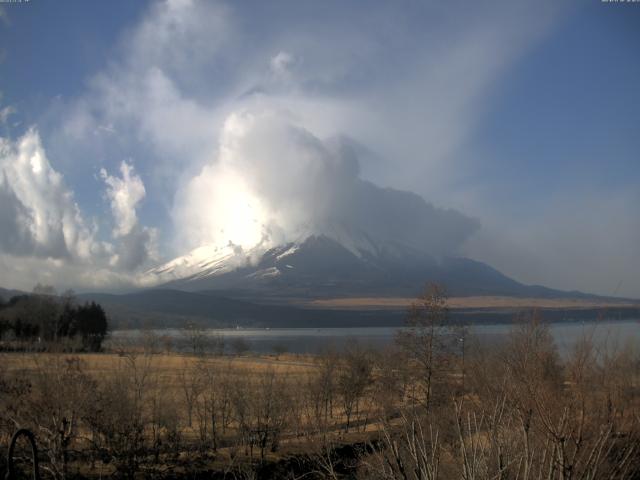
left=306, top=295, right=640, bottom=310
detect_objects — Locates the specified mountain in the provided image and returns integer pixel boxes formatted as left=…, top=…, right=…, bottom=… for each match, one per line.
left=0, top=287, right=26, bottom=302
left=4, top=238, right=636, bottom=329
left=147, top=234, right=594, bottom=300
left=88, top=234, right=640, bottom=326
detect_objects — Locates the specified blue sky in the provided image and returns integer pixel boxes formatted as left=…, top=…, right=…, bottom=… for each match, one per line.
left=0, top=0, right=638, bottom=296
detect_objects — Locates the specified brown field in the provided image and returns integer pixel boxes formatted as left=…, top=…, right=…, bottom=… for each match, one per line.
left=0, top=351, right=317, bottom=375
left=0, top=351, right=358, bottom=478
left=0, top=350, right=379, bottom=475
left=1, top=312, right=639, bottom=479
left=307, top=295, right=640, bottom=310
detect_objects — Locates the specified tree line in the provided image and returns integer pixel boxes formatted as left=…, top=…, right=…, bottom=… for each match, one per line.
left=0, top=285, right=108, bottom=352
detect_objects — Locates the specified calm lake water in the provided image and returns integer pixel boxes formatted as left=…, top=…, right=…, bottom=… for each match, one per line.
left=110, top=319, right=640, bottom=356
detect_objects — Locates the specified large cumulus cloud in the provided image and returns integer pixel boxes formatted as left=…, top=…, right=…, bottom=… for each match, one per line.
left=0, top=129, right=99, bottom=260
left=0, top=130, right=156, bottom=290
left=100, top=161, right=158, bottom=271
left=174, top=108, right=479, bottom=259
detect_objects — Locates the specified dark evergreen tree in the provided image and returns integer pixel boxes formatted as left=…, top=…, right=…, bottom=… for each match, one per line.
left=73, top=302, right=109, bottom=351
left=0, top=293, right=109, bottom=350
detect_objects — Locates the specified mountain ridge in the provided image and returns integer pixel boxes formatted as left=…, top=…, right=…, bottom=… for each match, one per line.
left=4, top=234, right=638, bottom=329
left=148, top=234, right=605, bottom=300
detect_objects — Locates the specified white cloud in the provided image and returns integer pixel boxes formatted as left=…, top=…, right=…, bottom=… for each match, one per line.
left=174, top=107, right=478, bottom=258
left=55, top=0, right=232, bottom=191
left=0, top=131, right=157, bottom=290
left=0, top=129, right=100, bottom=260
left=100, top=161, right=146, bottom=237
left=0, top=252, right=150, bottom=293
left=0, top=105, right=15, bottom=125
left=100, top=161, right=158, bottom=271
left=0, top=92, right=15, bottom=126
left=58, top=0, right=563, bottom=200
left=270, top=51, right=296, bottom=82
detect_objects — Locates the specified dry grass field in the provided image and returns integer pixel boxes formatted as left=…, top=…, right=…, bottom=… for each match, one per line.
left=1, top=302, right=639, bottom=479
left=0, top=349, right=389, bottom=477
left=0, top=351, right=318, bottom=376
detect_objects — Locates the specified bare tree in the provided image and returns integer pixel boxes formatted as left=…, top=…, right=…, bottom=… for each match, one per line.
left=192, top=360, right=229, bottom=452
left=396, top=283, right=451, bottom=410
left=179, top=362, right=202, bottom=428
left=82, top=352, right=154, bottom=478
left=251, top=369, right=291, bottom=461
left=363, top=410, right=441, bottom=480
left=231, top=337, right=251, bottom=356
left=337, top=343, right=373, bottom=432
left=210, top=333, right=225, bottom=356
left=371, top=345, right=410, bottom=421
left=308, top=347, right=339, bottom=430
left=5, top=356, right=95, bottom=479
left=183, top=321, right=207, bottom=355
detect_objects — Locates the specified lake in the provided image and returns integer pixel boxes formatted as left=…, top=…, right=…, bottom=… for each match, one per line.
left=110, top=319, right=640, bottom=356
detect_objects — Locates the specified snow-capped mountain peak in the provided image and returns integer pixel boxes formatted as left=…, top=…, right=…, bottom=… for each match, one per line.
left=145, top=241, right=268, bottom=284
left=143, top=225, right=531, bottom=298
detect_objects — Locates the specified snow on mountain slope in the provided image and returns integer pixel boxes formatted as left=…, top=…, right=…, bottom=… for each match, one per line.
left=145, top=241, right=268, bottom=284
left=143, top=229, right=551, bottom=299
left=142, top=215, right=596, bottom=299
left=147, top=223, right=400, bottom=283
